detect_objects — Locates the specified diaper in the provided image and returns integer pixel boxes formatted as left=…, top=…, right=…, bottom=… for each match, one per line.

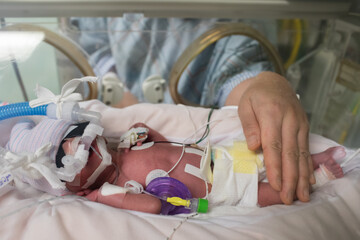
left=208, top=139, right=265, bottom=207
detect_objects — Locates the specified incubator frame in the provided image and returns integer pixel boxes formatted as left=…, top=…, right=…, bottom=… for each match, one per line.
left=2, top=23, right=98, bottom=100
left=169, top=22, right=285, bottom=106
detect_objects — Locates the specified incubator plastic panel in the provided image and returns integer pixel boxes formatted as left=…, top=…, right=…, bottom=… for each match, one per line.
left=0, top=0, right=359, bottom=147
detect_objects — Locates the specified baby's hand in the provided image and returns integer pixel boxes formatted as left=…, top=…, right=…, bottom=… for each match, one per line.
left=76, top=189, right=99, bottom=201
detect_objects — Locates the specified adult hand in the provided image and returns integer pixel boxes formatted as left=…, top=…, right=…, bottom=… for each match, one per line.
left=225, top=71, right=315, bottom=204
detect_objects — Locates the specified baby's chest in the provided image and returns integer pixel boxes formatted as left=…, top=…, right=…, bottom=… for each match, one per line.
left=120, top=145, right=207, bottom=195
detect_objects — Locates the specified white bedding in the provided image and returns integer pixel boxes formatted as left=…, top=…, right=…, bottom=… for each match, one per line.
left=1, top=100, right=360, bottom=240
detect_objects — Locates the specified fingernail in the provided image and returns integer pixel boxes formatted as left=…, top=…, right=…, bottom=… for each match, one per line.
left=287, top=191, right=294, bottom=204
left=303, top=187, right=309, bottom=201
left=247, top=136, right=258, bottom=149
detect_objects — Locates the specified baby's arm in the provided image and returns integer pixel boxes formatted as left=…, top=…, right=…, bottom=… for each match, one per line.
left=258, top=146, right=345, bottom=207
left=83, top=183, right=162, bottom=214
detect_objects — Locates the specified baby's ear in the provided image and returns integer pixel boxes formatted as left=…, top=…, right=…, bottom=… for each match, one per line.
left=130, top=122, right=167, bottom=142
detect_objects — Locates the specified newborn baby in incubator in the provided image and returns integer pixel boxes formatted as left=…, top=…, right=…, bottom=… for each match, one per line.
left=5, top=115, right=345, bottom=215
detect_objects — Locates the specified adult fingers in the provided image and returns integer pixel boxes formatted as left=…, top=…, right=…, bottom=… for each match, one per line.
left=296, top=120, right=312, bottom=202
left=238, top=99, right=261, bottom=151
left=279, top=111, right=300, bottom=205
left=259, top=107, right=283, bottom=192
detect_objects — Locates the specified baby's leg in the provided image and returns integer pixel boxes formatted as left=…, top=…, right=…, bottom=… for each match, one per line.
left=258, top=182, right=284, bottom=207
left=258, top=146, right=345, bottom=207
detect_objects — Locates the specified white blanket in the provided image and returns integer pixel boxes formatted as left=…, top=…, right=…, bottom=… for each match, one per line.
left=1, top=100, right=359, bottom=240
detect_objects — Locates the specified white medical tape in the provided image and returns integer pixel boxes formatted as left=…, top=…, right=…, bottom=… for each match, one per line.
left=312, top=164, right=333, bottom=190
left=74, top=144, right=89, bottom=166
left=29, top=77, right=97, bottom=118
left=184, top=164, right=202, bottom=180
left=82, top=137, right=112, bottom=189
left=199, top=142, right=213, bottom=184
left=100, top=182, right=128, bottom=196
left=131, top=141, right=154, bottom=151
left=124, top=180, right=143, bottom=194
left=83, top=123, right=104, bottom=140
left=184, top=147, right=203, bottom=156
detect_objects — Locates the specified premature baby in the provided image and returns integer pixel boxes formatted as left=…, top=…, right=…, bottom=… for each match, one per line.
left=6, top=117, right=345, bottom=214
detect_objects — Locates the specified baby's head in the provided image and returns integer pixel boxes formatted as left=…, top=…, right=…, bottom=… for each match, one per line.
left=7, top=118, right=115, bottom=195
left=60, top=135, right=116, bottom=193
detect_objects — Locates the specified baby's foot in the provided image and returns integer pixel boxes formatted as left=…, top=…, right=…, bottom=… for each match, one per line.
left=322, top=157, right=344, bottom=179
left=312, top=147, right=345, bottom=189
left=312, top=146, right=346, bottom=169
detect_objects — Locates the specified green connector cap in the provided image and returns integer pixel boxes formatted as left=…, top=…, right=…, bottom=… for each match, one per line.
left=197, top=198, right=208, bottom=213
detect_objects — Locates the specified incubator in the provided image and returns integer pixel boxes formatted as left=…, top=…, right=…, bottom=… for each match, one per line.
left=0, top=0, right=359, bottom=148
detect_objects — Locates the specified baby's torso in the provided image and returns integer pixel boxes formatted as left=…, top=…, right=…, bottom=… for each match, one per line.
left=115, top=143, right=211, bottom=198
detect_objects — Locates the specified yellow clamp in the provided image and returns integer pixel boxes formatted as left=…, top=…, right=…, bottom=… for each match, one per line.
left=166, top=197, right=190, bottom=207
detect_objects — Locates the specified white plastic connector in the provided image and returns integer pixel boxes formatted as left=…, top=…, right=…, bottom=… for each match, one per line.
left=46, top=103, right=57, bottom=119
left=55, top=163, right=77, bottom=182
left=47, top=102, right=78, bottom=121
left=101, top=72, right=125, bottom=106
left=142, top=75, right=166, bottom=103
left=62, top=155, right=76, bottom=166
left=73, top=108, right=102, bottom=124
left=47, top=102, right=101, bottom=124
left=55, top=145, right=88, bottom=182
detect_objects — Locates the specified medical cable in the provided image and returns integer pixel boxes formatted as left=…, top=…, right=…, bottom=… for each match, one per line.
left=166, top=144, right=186, bottom=175
left=195, top=108, right=214, bottom=144
left=183, top=104, right=197, bottom=135
left=183, top=112, right=237, bottom=144
left=149, top=111, right=215, bottom=201
left=152, top=108, right=214, bottom=175
left=90, top=145, right=103, bottom=160
left=151, top=141, right=209, bottom=200
left=148, top=109, right=217, bottom=180
left=166, top=213, right=198, bottom=240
